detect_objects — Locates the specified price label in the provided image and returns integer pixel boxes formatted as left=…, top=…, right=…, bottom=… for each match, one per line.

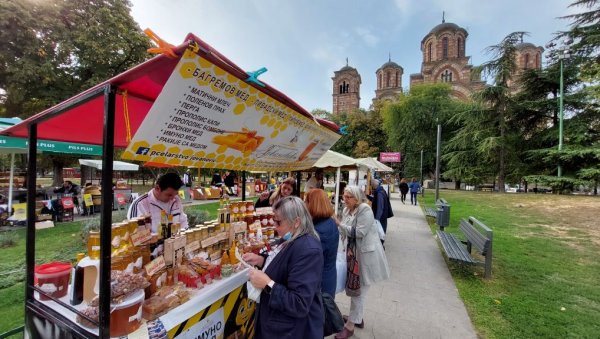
left=130, top=229, right=152, bottom=246
left=145, top=255, right=166, bottom=276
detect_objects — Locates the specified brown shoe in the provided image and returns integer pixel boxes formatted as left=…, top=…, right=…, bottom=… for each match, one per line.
left=334, top=326, right=354, bottom=339
left=342, top=315, right=364, bottom=329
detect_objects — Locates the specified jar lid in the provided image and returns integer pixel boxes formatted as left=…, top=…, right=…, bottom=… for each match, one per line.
left=35, top=262, right=72, bottom=274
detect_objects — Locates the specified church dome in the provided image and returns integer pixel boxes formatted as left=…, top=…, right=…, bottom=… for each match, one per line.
left=515, top=42, right=539, bottom=50
left=429, top=22, right=466, bottom=35
left=339, top=65, right=356, bottom=72
left=377, top=60, right=403, bottom=72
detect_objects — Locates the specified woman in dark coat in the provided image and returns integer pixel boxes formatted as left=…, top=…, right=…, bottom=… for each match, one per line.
left=399, top=178, right=409, bottom=204
left=305, top=188, right=339, bottom=296
left=244, top=196, right=324, bottom=339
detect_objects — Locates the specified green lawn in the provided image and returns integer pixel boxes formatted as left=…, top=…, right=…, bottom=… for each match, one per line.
left=422, top=190, right=600, bottom=338
left=0, top=201, right=222, bottom=335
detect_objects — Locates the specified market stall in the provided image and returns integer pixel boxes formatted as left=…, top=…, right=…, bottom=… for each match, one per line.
left=2, top=32, right=340, bottom=338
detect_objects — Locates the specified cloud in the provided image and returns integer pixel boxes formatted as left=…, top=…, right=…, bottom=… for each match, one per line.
left=355, top=27, right=380, bottom=47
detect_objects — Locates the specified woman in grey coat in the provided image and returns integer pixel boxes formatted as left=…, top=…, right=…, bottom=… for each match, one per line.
left=335, top=185, right=390, bottom=338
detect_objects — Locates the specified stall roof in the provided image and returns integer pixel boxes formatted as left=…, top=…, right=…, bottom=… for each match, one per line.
left=312, top=150, right=361, bottom=170
left=0, top=33, right=339, bottom=148
left=79, top=159, right=139, bottom=171
left=357, top=157, right=394, bottom=172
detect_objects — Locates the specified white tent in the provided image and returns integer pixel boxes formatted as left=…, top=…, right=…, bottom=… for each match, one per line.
left=357, top=157, right=394, bottom=172
left=311, top=150, right=364, bottom=215
left=78, top=159, right=139, bottom=171
left=313, top=150, right=361, bottom=170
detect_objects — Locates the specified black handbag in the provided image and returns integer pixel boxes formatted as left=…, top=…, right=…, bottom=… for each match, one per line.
left=322, top=292, right=344, bottom=336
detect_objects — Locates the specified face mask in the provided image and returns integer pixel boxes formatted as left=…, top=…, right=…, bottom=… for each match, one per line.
left=283, top=231, right=292, bottom=241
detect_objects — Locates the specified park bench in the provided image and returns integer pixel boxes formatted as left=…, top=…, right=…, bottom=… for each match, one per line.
left=436, top=216, right=493, bottom=279
left=424, top=198, right=451, bottom=230
left=424, top=207, right=437, bottom=219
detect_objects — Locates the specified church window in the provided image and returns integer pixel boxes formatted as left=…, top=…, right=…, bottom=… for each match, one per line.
left=396, top=71, right=400, bottom=87
left=442, top=37, right=449, bottom=59
left=457, top=38, right=462, bottom=57
left=386, top=72, right=391, bottom=87
left=428, top=42, right=432, bottom=62
left=339, top=81, right=350, bottom=94
left=525, top=54, right=530, bottom=68
left=441, top=69, right=453, bottom=82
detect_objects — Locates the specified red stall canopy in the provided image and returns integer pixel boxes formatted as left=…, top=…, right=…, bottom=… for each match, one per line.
left=1, top=33, right=338, bottom=148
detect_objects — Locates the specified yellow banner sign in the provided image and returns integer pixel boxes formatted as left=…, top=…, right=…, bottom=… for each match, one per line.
left=122, top=48, right=340, bottom=171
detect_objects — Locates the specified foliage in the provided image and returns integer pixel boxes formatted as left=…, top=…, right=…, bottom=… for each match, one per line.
left=329, top=108, right=388, bottom=160
left=0, top=0, right=151, bottom=183
left=185, top=208, right=210, bottom=227
left=382, top=83, right=466, bottom=180
left=0, top=231, right=18, bottom=248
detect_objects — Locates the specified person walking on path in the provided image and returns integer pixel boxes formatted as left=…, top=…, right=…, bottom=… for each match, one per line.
left=408, top=177, right=421, bottom=206
left=183, top=169, right=193, bottom=188
left=335, top=185, right=390, bottom=339
left=369, top=179, right=393, bottom=244
left=399, top=178, right=409, bottom=204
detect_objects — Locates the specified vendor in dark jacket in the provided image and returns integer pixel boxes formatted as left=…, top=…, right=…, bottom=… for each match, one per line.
left=243, top=196, right=324, bottom=339
left=305, top=188, right=339, bottom=296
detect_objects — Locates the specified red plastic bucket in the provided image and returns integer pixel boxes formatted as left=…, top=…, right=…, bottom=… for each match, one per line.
left=34, top=262, right=72, bottom=300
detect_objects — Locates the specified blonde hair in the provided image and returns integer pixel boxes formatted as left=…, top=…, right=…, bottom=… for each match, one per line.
left=270, top=177, right=297, bottom=205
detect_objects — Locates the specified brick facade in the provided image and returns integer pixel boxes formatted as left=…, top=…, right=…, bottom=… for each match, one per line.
left=332, top=66, right=361, bottom=114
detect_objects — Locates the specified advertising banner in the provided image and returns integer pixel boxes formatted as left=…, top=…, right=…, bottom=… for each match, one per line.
left=123, top=48, right=340, bottom=171
left=379, top=152, right=401, bottom=163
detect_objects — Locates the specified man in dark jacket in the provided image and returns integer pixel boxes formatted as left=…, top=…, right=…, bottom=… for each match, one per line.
left=370, top=179, right=393, bottom=245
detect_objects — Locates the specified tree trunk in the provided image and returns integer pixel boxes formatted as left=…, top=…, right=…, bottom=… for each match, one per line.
left=52, top=159, right=65, bottom=187
left=454, top=180, right=461, bottom=190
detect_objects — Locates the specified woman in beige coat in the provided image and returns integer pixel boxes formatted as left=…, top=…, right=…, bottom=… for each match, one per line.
left=335, top=185, right=390, bottom=338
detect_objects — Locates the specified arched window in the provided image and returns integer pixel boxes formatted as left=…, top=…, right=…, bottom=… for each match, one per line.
left=386, top=72, right=391, bottom=87
left=378, top=73, right=382, bottom=89
left=441, top=69, right=453, bottom=82
left=396, top=71, right=400, bottom=87
left=340, top=81, right=349, bottom=94
left=428, top=42, right=432, bottom=62
left=457, top=38, right=462, bottom=57
left=442, top=37, right=449, bottom=59
left=524, top=54, right=530, bottom=68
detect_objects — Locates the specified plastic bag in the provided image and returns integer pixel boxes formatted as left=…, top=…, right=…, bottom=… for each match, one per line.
left=247, top=281, right=262, bottom=303
left=335, top=247, right=347, bottom=294
left=375, top=219, right=385, bottom=241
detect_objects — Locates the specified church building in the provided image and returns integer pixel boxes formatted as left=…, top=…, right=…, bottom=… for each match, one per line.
left=331, top=18, right=544, bottom=113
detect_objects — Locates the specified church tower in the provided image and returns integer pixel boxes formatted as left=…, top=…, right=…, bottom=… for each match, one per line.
left=508, top=41, right=544, bottom=91
left=373, top=56, right=403, bottom=105
left=409, top=15, right=485, bottom=100
left=332, top=60, right=361, bottom=114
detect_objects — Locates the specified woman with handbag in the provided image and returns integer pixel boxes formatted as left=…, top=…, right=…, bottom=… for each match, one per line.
left=243, top=196, right=324, bottom=338
left=335, top=185, right=390, bottom=339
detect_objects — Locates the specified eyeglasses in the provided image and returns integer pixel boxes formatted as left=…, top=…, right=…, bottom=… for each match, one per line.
left=342, top=194, right=354, bottom=200
left=272, top=218, right=283, bottom=226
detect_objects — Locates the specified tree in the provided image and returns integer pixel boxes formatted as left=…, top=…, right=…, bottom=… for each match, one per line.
left=330, top=108, right=388, bottom=159
left=0, top=0, right=151, bottom=185
left=382, top=83, right=463, bottom=181
left=450, top=32, right=525, bottom=193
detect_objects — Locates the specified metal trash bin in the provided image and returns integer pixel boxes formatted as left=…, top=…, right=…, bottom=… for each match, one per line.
left=435, top=201, right=451, bottom=230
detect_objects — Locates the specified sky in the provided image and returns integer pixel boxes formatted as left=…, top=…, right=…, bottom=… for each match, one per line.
left=129, top=0, right=576, bottom=112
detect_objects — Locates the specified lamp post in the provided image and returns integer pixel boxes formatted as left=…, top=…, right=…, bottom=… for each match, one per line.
left=546, top=39, right=573, bottom=177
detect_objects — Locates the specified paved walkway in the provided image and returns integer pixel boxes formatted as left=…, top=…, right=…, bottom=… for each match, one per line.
left=332, top=195, right=477, bottom=339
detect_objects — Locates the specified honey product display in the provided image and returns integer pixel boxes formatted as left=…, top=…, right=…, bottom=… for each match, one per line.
left=109, top=289, right=145, bottom=337
left=35, top=262, right=72, bottom=301
left=87, top=230, right=100, bottom=260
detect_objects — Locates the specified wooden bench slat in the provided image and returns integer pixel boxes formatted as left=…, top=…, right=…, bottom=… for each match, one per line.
left=437, top=217, right=493, bottom=278
left=437, top=231, right=476, bottom=264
